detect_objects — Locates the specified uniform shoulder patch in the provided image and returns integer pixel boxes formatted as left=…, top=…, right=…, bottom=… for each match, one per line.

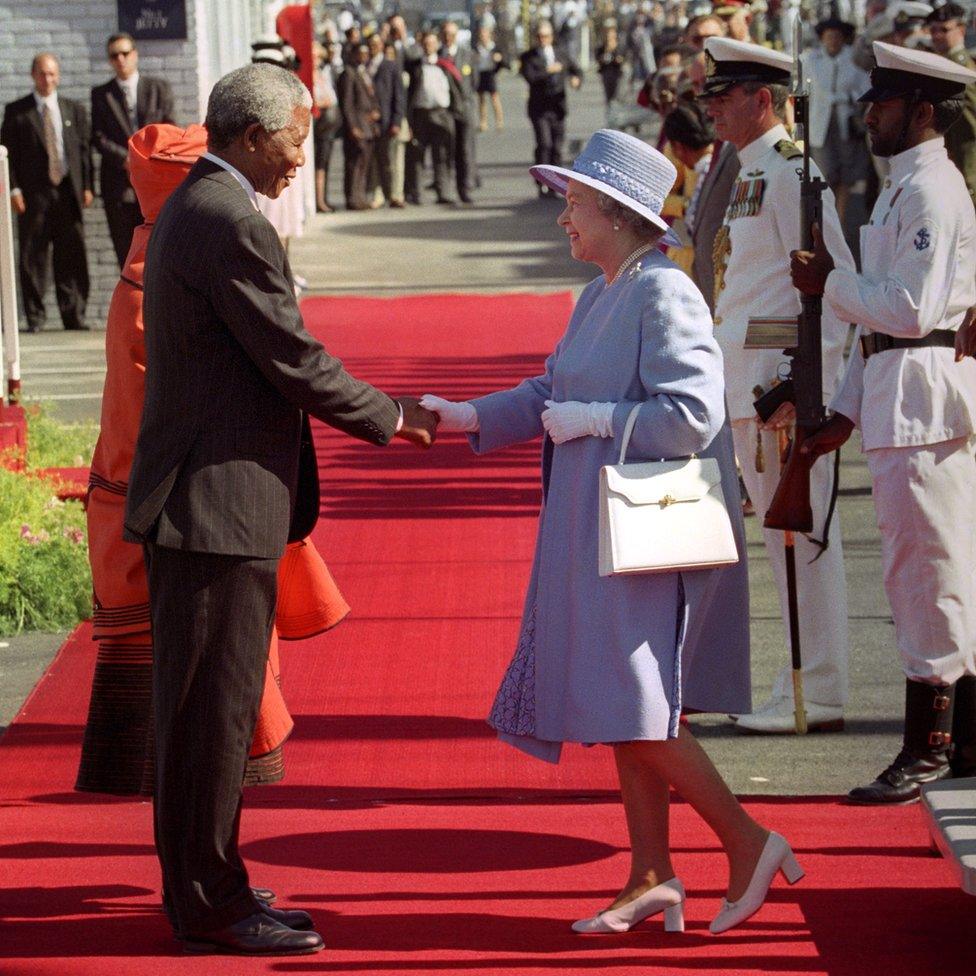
left=774, top=139, right=803, bottom=161
left=913, top=226, right=932, bottom=251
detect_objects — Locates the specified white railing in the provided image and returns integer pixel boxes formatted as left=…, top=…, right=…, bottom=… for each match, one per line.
left=0, top=146, right=21, bottom=405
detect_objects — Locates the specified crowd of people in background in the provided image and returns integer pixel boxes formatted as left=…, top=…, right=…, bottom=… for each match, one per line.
left=2, top=1, right=974, bottom=336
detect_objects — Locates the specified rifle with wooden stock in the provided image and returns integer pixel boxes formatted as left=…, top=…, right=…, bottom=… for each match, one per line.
left=762, top=20, right=827, bottom=534
left=744, top=19, right=829, bottom=734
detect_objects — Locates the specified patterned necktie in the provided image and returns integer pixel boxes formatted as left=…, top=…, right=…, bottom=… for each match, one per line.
left=42, top=103, right=63, bottom=186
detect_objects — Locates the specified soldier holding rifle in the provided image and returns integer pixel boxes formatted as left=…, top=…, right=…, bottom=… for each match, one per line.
left=791, top=43, right=976, bottom=805
left=700, top=38, right=853, bottom=734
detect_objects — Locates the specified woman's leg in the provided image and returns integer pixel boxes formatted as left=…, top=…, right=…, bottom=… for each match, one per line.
left=491, top=91, right=504, bottom=128
left=478, top=92, right=488, bottom=131
left=610, top=743, right=674, bottom=907
left=615, top=726, right=769, bottom=902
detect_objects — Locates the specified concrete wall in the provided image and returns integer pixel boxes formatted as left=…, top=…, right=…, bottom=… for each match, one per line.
left=0, top=0, right=272, bottom=330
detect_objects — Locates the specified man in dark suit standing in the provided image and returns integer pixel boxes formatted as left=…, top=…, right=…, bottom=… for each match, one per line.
left=1, top=52, right=92, bottom=332
left=367, top=32, right=406, bottom=207
left=91, top=33, right=175, bottom=266
left=519, top=20, right=581, bottom=196
left=337, top=42, right=382, bottom=210
left=124, top=63, right=437, bottom=955
left=439, top=19, right=478, bottom=203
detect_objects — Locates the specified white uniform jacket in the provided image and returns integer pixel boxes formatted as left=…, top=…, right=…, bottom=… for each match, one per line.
left=827, top=137, right=976, bottom=450
left=714, top=124, right=852, bottom=421
left=800, top=47, right=870, bottom=149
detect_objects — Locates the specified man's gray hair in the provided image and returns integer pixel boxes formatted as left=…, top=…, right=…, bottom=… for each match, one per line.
left=205, top=63, right=312, bottom=149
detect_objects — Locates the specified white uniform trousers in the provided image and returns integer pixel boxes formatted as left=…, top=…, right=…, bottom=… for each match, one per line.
left=865, top=436, right=976, bottom=686
left=732, top=419, right=850, bottom=706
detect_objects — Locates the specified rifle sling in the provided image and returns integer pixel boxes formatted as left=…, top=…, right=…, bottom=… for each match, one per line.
left=860, top=329, right=956, bottom=360
left=806, top=448, right=841, bottom=562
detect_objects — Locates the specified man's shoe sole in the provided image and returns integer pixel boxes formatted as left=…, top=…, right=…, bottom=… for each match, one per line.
left=182, top=939, right=323, bottom=956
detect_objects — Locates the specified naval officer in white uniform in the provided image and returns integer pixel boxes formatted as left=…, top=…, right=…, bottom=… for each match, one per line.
left=792, top=41, right=976, bottom=804
left=701, top=37, right=853, bottom=734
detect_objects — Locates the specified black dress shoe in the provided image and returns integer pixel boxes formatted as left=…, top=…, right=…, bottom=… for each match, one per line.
left=182, top=912, right=323, bottom=955
left=847, top=748, right=952, bottom=805
left=260, top=903, right=314, bottom=930
left=458, top=193, right=474, bottom=204
left=64, top=323, right=90, bottom=331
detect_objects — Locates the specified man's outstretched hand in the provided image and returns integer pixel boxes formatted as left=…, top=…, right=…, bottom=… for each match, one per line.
left=395, top=396, right=439, bottom=449
left=790, top=222, right=835, bottom=297
left=799, top=413, right=855, bottom=459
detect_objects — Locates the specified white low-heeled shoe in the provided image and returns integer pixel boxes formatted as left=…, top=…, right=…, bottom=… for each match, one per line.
left=709, top=832, right=804, bottom=934
left=572, top=878, right=685, bottom=934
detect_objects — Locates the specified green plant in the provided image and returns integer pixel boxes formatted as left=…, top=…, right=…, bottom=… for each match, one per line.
left=23, top=402, right=98, bottom=469
left=0, top=403, right=98, bottom=635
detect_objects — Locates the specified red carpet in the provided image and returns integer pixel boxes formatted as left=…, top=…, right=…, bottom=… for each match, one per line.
left=0, top=294, right=971, bottom=974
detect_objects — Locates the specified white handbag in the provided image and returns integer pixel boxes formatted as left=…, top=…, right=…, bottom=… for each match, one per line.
left=598, top=405, right=739, bottom=576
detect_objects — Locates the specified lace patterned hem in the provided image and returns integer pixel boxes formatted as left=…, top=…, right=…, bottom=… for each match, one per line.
left=488, top=604, right=537, bottom=737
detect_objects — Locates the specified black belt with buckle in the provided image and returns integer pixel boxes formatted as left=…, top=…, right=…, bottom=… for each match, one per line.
left=860, top=329, right=956, bottom=360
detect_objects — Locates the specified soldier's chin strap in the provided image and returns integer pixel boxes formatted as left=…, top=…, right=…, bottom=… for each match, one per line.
left=894, top=89, right=923, bottom=156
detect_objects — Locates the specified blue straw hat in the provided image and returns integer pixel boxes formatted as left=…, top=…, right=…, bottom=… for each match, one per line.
left=530, top=129, right=680, bottom=244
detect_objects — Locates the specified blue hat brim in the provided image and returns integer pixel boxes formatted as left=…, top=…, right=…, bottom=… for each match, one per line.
left=530, top=163, right=681, bottom=248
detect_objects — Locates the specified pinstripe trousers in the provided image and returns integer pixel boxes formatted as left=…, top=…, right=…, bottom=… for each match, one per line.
left=145, top=543, right=279, bottom=936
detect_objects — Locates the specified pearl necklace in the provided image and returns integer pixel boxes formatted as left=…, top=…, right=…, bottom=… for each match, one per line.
left=605, top=243, right=657, bottom=287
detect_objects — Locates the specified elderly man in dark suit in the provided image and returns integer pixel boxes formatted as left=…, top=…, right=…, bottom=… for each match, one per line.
left=519, top=20, right=581, bottom=196
left=1, top=52, right=92, bottom=332
left=439, top=19, right=478, bottom=204
left=91, top=32, right=175, bottom=266
left=367, top=32, right=406, bottom=207
left=124, top=63, right=437, bottom=956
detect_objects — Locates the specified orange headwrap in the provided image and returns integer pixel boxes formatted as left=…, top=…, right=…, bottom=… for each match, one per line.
left=127, top=123, right=208, bottom=221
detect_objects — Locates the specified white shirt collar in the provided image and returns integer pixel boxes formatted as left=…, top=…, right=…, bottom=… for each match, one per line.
left=889, top=136, right=946, bottom=180
left=737, top=123, right=790, bottom=170
left=33, top=90, right=58, bottom=111
left=202, top=151, right=259, bottom=210
left=118, top=71, right=139, bottom=92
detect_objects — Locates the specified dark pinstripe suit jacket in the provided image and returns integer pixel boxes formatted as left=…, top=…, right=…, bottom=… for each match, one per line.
left=124, top=158, right=400, bottom=558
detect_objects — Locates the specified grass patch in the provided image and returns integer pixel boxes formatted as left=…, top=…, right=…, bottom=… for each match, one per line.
left=0, top=403, right=99, bottom=635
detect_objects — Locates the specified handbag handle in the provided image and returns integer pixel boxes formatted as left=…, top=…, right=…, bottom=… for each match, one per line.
left=618, top=404, right=643, bottom=465
left=617, top=404, right=696, bottom=465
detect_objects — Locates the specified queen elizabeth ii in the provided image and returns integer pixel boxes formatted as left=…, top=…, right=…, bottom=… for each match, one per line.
left=422, top=129, right=801, bottom=937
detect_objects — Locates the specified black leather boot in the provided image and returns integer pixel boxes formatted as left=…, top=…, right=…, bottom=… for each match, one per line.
left=847, top=679, right=954, bottom=805
left=951, top=675, right=976, bottom=778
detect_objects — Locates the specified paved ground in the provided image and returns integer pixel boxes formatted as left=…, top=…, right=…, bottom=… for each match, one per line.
left=3, top=73, right=904, bottom=797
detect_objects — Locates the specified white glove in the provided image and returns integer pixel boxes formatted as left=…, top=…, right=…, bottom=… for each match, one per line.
left=419, top=394, right=479, bottom=432
left=541, top=400, right=616, bottom=445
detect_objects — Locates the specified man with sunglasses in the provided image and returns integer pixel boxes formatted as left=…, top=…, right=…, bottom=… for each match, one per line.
left=926, top=2, right=976, bottom=203
left=92, top=33, right=175, bottom=266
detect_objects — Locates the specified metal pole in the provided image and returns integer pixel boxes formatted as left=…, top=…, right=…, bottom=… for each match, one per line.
left=0, top=146, right=21, bottom=405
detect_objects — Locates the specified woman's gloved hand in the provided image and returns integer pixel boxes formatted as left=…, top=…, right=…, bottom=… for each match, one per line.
left=541, top=400, right=616, bottom=445
left=418, top=395, right=480, bottom=432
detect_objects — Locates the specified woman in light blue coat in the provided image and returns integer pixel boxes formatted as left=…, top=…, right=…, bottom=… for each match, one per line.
left=422, top=130, right=802, bottom=937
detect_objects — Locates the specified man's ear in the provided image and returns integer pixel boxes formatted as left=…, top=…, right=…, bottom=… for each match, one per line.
left=243, top=122, right=265, bottom=153
left=914, top=100, right=936, bottom=133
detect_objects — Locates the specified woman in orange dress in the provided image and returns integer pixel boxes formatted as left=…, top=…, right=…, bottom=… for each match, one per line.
left=76, top=123, right=348, bottom=796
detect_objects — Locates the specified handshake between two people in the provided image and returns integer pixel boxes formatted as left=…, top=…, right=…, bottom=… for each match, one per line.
left=419, top=395, right=616, bottom=444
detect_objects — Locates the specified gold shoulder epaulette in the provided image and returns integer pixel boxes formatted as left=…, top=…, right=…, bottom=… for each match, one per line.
left=774, top=139, right=802, bottom=161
